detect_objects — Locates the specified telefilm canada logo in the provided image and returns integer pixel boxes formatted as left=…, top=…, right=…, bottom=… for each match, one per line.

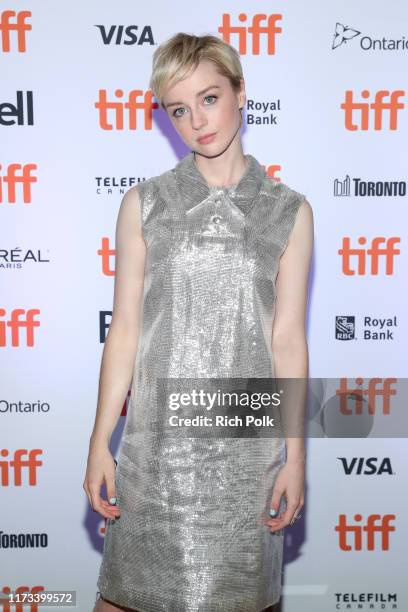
left=95, top=175, right=145, bottom=196
left=332, top=21, right=408, bottom=51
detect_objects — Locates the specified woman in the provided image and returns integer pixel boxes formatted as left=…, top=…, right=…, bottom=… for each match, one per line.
left=84, top=33, right=313, bottom=612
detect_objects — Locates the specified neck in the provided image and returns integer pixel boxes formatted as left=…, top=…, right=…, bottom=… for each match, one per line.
left=193, top=147, right=248, bottom=189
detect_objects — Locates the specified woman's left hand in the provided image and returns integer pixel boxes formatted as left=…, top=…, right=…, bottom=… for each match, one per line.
left=264, top=458, right=305, bottom=532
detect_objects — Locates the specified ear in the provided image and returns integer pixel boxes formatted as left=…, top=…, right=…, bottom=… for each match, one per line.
left=238, top=78, right=246, bottom=109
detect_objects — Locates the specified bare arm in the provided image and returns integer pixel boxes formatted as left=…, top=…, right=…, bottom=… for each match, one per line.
left=90, top=185, right=146, bottom=447
left=83, top=185, right=146, bottom=519
left=271, top=199, right=314, bottom=463
left=265, top=198, right=314, bottom=533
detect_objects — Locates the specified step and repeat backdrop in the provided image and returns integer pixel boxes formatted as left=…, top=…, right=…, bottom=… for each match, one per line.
left=2, top=1, right=407, bottom=611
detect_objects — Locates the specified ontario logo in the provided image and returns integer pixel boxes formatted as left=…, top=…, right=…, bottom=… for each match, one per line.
left=332, top=21, right=408, bottom=51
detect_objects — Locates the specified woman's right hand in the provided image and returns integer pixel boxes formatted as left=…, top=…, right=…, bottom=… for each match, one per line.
left=83, top=442, right=121, bottom=520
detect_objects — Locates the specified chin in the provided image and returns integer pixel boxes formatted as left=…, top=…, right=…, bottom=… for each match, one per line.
left=195, top=140, right=231, bottom=157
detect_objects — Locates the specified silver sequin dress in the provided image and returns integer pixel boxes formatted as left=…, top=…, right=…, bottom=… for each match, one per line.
left=97, top=151, right=307, bottom=611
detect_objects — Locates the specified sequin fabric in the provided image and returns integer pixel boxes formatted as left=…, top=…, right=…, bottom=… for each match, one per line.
left=97, top=151, right=307, bottom=611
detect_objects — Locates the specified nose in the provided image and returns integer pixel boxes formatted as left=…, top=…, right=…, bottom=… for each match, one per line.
left=190, top=106, right=207, bottom=131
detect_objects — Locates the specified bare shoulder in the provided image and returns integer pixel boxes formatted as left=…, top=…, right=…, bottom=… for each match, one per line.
left=117, top=184, right=143, bottom=233
left=290, top=197, right=314, bottom=251
left=297, top=198, right=314, bottom=225
left=299, top=197, right=313, bottom=213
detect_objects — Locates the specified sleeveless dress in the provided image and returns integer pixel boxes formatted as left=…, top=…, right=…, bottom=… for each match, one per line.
left=97, top=150, right=307, bottom=611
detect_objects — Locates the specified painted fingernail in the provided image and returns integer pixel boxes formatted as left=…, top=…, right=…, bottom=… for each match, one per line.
left=269, top=508, right=277, bottom=517
left=109, top=497, right=117, bottom=505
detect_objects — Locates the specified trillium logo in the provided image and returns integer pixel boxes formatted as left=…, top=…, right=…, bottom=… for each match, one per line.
left=332, top=23, right=408, bottom=51
left=332, top=22, right=361, bottom=49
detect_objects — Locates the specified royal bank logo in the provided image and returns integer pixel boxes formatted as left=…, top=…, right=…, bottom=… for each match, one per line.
left=335, top=316, right=355, bottom=340
left=332, top=21, right=408, bottom=52
left=335, top=316, right=398, bottom=341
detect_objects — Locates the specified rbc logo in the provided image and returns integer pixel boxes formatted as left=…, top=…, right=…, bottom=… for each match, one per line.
left=335, top=315, right=355, bottom=340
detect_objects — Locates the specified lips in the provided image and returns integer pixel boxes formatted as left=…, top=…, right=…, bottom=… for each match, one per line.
left=197, top=132, right=216, bottom=144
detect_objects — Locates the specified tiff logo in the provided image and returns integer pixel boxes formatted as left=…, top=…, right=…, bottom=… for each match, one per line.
left=335, top=514, right=395, bottom=550
left=0, top=10, right=32, bottom=52
left=218, top=13, right=282, bottom=55
left=0, top=449, right=43, bottom=486
left=95, top=89, right=159, bottom=130
left=0, top=309, right=40, bottom=346
left=337, top=378, right=397, bottom=415
left=0, top=163, right=37, bottom=203
left=98, top=237, right=115, bottom=276
left=338, top=237, right=400, bottom=275
left=341, top=90, right=405, bottom=130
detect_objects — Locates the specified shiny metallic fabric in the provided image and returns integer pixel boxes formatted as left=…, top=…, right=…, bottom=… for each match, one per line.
left=97, top=151, right=307, bottom=611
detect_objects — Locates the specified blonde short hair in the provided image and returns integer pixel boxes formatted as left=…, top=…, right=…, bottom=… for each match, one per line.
left=149, top=33, right=244, bottom=109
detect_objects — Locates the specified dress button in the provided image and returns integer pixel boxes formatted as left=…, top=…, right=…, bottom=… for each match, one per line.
left=211, top=215, right=222, bottom=224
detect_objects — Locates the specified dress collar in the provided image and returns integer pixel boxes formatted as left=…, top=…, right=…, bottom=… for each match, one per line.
left=173, top=150, right=267, bottom=216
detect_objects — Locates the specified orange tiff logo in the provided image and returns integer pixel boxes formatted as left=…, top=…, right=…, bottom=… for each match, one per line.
left=341, top=89, right=405, bottom=130
left=0, top=309, right=40, bottom=346
left=0, top=163, right=37, bottom=203
left=336, top=378, right=397, bottom=415
left=0, top=449, right=43, bottom=486
left=218, top=13, right=282, bottom=55
left=95, top=89, right=159, bottom=130
left=335, top=514, right=396, bottom=550
left=98, top=237, right=115, bottom=276
left=338, top=237, right=400, bottom=275
left=0, top=10, right=32, bottom=52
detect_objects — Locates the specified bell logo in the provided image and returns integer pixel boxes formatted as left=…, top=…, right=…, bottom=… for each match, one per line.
left=0, top=91, right=34, bottom=127
left=218, top=13, right=282, bottom=55
left=0, top=163, right=38, bottom=203
left=341, top=89, right=405, bottom=130
left=338, top=237, right=400, bottom=275
left=0, top=10, right=32, bottom=52
left=95, top=89, right=159, bottom=131
left=335, top=514, right=396, bottom=550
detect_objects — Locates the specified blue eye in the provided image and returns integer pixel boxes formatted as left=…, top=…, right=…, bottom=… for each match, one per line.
left=204, top=95, right=217, bottom=104
left=172, top=94, right=218, bottom=118
left=173, top=107, right=185, bottom=118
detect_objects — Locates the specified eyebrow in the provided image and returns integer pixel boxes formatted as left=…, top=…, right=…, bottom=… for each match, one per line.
left=164, top=85, right=221, bottom=109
